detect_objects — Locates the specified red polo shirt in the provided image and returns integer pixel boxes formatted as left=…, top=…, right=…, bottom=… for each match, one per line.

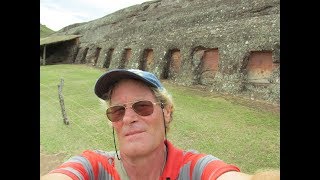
left=49, top=140, right=240, bottom=179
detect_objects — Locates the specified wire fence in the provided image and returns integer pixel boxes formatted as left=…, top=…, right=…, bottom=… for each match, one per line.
left=40, top=66, right=115, bottom=154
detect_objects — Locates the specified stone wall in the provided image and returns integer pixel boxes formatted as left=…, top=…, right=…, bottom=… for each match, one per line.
left=52, top=0, right=280, bottom=104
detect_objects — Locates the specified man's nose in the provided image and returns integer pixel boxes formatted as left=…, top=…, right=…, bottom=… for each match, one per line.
left=122, top=106, right=138, bottom=124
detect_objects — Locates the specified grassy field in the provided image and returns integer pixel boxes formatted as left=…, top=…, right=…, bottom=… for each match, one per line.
left=40, top=64, right=280, bottom=174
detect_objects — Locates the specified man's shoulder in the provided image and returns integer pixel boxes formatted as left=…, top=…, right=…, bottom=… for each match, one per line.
left=91, top=149, right=117, bottom=157
left=81, top=149, right=116, bottom=164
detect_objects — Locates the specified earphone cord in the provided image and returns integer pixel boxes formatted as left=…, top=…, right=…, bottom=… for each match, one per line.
left=112, top=127, right=121, bottom=160
left=160, top=102, right=167, bottom=140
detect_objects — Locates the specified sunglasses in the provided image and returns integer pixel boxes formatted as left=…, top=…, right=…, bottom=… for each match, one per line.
left=106, top=100, right=162, bottom=122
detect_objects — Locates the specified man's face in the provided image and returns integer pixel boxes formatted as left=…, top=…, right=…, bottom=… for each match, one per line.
left=110, top=79, right=165, bottom=158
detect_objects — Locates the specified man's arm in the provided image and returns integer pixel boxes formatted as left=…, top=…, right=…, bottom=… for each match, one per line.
left=41, top=173, right=73, bottom=180
left=217, top=170, right=280, bottom=180
left=217, top=171, right=253, bottom=180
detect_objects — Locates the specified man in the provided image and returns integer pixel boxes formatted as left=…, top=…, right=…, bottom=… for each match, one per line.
left=41, top=69, right=279, bottom=180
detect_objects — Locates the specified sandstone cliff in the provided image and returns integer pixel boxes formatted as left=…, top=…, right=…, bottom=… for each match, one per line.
left=48, top=0, right=280, bottom=104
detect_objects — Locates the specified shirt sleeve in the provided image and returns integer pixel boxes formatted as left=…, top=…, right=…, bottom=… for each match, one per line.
left=183, top=152, right=240, bottom=180
left=200, top=156, right=240, bottom=180
left=48, top=150, right=119, bottom=180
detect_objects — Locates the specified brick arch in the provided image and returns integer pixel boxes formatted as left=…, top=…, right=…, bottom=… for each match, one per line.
left=103, top=48, right=114, bottom=68
left=93, top=47, right=101, bottom=65
left=139, top=48, right=154, bottom=71
left=76, top=47, right=89, bottom=64
left=170, top=49, right=181, bottom=75
left=246, top=51, right=273, bottom=83
left=191, top=47, right=219, bottom=85
left=201, top=48, right=219, bottom=74
left=161, top=48, right=181, bottom=79
left=119, top=48, right=132, bottom=69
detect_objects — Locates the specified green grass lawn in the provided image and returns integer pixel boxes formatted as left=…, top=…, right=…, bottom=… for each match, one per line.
left=40, top=64, right=280, bottom=174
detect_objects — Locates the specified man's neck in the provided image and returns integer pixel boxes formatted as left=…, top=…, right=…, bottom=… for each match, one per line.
left=120, top=144, right=167, bottom=180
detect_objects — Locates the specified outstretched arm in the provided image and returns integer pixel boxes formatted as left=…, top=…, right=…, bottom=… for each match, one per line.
left=217, top=170, right=280, bottom=180
left=41, top=173, right=73, bottom=180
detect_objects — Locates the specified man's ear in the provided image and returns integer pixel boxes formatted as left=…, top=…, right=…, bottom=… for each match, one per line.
left=164, top=105, right=172, bottom=123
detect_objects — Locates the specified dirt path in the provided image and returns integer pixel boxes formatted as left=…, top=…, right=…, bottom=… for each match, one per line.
left=40, top=145, right=67, bottom=176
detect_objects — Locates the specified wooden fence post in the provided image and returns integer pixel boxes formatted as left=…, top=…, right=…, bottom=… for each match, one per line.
left=58, top=78, right=69, bottom=125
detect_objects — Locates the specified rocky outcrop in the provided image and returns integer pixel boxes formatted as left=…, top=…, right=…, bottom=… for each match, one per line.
left=51, top=0, right=280, bottom=104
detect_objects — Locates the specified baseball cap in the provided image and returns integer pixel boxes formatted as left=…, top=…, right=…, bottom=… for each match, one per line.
left=94, top=69, right=165, bottom=100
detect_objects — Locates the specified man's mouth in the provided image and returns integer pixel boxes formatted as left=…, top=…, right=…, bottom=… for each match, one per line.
left=125, top=130, right=145, bottom=136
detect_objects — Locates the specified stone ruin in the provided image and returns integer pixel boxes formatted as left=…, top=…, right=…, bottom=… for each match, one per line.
left=41, top=0, right=280, bottom=104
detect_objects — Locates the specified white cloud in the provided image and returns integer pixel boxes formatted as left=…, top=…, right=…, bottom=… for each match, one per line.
left=40, top=0, right=151, bottom=31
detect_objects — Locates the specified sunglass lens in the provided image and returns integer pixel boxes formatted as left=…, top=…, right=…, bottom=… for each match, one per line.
left=107, top=106, right=125, bottom=122
left=133, top=101, right=154, bottom=116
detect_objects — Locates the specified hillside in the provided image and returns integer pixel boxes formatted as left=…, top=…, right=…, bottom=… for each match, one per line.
left=40, top=24, right=55, bottom=38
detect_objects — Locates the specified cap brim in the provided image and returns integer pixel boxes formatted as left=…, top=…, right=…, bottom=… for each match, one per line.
left=94, top=69, right=157, bottom=100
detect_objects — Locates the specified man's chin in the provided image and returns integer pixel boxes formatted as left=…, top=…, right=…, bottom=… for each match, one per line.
left=120, top=140, right=149, bottom=155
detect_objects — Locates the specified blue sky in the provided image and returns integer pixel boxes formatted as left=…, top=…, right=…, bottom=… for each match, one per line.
left=40, top=0, right=152, bottom=31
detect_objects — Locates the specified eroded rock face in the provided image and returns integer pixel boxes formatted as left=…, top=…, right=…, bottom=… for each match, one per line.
left=52, top=0, right=280, bottom=104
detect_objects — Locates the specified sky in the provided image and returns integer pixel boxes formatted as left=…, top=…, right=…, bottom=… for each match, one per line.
left=40, top=0, right=152, bottom=31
